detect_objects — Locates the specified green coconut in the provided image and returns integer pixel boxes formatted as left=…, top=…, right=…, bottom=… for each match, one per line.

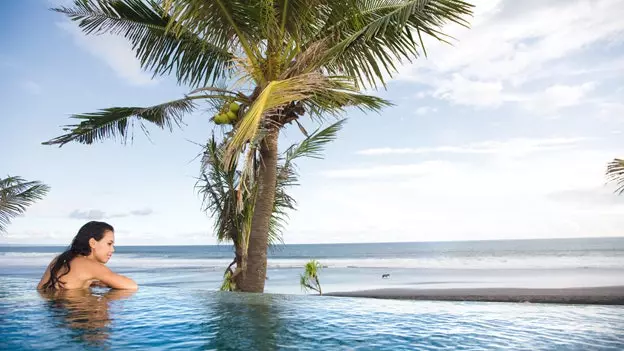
left=226, top=111, right=237, bottom=122
left=214, top=113, right=229, bottom=125
left=229, top=102, right=240, bottom=113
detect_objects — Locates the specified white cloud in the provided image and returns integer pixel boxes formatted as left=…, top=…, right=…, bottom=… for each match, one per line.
left=357, top=137, right=588, bottom=157
left=320, top=161, right=452, bottom=179
left=57, top=21, right=155, bottom=86
left=397, top=0, right=624, bottom=110
left=427, top=78, right=597, bottom=112
left=456, top=0, right=620, bottom=80
left=527, top=82, right=596, bottom=113
left=68, top=208, right=155, bottom=220
left=414, top=91, right=429, bottom=99
left=432, top=74, right=504, bottom=108
left=414, top=106, right=438, bottom=115
left=599, top=102, right=624, bottom=120
left=548, top=186, right=624, bottom=207
left=69, top=209, right=106, bottom=220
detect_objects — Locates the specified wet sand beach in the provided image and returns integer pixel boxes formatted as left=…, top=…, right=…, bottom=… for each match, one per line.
left=327, top=286, right=624, bottom=305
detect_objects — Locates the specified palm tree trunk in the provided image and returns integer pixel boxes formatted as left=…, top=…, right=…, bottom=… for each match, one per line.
left=236, top=128, right=280, bottom=292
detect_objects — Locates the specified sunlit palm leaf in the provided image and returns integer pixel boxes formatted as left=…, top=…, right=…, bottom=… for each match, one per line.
left=225, top=74, right=330, bottom=163
left=43, top=98, right=196, bottom=146
left=54, top=0, right=234, bottom=87
left=225, top=73, right=384, bottom=161
left=606, top=158, right=624, bottom=195
left=0, top=177, right=50, bottom=233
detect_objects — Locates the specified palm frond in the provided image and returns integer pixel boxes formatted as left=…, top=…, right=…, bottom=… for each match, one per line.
left=199, top=120, right=345, bottom=248
left=263, top=0, right=331, bottom=80
left=43, top=98, right=196, bottom=146
left=198, top=138, right=283, bottom=248
left=196, top=136, right=242, bottom=244
left=54, top=0, right=234, bottom=87
left=312, top=0, right=474, bottom=88
left=196, top=135, right=262, bottom=282
left=225, top=74, right=332, bottom=164
left=162, top=0, right=264, bottom=77
left=225, top=73, right=376, bottom=162
left=275, top=0, right=334, bottom=43
left=285, top=119, right=346, bottom=164
left=0, top=176, right=50, bottom=233
left=303, top=76, right=391, bottom=120
left=268, top=184, right=294, bottom=247
left=606, top=158, right=624, bottom=195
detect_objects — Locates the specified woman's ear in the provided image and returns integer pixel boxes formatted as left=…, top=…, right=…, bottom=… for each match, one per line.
left=89, top=237, right=97, bottom=249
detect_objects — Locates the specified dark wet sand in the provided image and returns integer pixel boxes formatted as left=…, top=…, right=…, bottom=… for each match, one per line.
left=326, top=286, right=624, bottom=305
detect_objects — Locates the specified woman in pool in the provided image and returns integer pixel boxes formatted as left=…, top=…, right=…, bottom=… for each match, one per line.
left=37, top=221, right=138, bottom=291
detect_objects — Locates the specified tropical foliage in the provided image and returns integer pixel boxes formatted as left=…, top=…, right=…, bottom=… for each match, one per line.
left=198, top=120, right=345, bottom=291
left=0, top=176, right=50, bottom=233
left=606, top=158, right=624, bottom=195
left=300, top=260, right=323, bottom=295
left=45, top=0, right=473, bottom=292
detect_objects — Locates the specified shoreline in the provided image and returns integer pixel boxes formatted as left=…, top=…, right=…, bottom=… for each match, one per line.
left=326, top=286, right=624, bottom=305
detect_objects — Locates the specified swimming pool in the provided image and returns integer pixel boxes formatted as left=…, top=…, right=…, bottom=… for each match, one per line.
left=1, top=277, right=623, bottom=350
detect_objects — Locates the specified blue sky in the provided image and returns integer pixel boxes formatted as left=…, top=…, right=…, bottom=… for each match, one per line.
left=1, top=0, right=622, bottom=246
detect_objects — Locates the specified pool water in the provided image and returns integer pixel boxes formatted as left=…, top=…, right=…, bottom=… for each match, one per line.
left=1, top=278, right=623, bottom=350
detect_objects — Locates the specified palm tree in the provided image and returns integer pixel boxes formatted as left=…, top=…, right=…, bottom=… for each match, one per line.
left=606, top=158, right=624, bottom=195
left=198, top=120, right=345, bottom=291
left=300, top=260, right=322, bottom=295
left=0, top=176, right=50, bottom=233
left=43, top=0, right=473, bottom=292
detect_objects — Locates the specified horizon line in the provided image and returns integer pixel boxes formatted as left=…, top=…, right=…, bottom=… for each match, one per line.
left=1, top=235, right=623, bottom=247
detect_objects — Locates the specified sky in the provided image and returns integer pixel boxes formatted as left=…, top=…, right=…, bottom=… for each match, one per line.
left=1, top=0, right=622, bottom=246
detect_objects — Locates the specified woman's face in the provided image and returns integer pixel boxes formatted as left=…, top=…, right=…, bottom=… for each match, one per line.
left=90, top=230, right=115, bottom=264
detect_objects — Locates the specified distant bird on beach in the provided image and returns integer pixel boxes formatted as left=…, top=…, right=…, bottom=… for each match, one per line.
left=382, top=274, right=390, bottom=279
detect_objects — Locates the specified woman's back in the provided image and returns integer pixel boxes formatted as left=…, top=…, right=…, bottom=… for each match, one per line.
left=38, top=256, right=121, bottom=290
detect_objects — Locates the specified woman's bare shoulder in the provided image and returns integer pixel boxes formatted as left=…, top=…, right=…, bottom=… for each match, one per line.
left=70, top=256, right=101, bottom=269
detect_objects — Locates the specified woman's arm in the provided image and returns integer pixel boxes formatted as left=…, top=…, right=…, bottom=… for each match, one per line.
left=89, top=262, right=138, bottom=290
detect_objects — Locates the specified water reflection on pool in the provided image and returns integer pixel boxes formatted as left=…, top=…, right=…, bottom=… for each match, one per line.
left=1, top=278, right=623, bottom=350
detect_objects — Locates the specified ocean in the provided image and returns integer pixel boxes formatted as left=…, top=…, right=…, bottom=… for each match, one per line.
left=1, top=237, right=623, bottom=350
left=2, top=237, right=623, bottom=294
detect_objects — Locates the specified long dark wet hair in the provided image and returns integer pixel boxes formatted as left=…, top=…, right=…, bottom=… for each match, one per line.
left=41, top=221, right=114, bottom=291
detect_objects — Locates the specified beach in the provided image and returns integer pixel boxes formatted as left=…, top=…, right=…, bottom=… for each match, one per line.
left=327, top=286, right=624, bottom=305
